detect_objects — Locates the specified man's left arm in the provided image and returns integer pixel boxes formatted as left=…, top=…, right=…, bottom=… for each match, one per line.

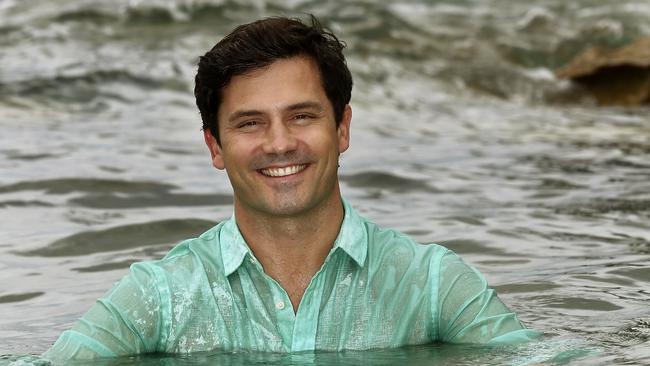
left=435, top=250, right=541, bottom=344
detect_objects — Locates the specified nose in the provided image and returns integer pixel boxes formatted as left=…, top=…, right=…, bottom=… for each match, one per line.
left=262, top=120, right=298, bottom=155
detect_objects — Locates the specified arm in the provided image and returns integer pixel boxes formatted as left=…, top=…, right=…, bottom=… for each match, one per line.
left=436, top=250, right=540, bottom=344
left=42, top=263, right=165, bottom=362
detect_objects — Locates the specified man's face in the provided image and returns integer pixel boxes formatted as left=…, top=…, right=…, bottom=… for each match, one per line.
left=204, top=55, right=351, bottom=218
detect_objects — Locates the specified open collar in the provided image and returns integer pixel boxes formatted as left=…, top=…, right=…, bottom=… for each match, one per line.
left=220, top=217, right=250, bottom=276
left=219, top=197, right=368, bottom=276
left=332, top=198, right=368, bottom=267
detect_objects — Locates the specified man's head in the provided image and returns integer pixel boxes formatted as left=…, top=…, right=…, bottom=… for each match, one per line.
left=196, top=16, right=353, bottom=219
left=195, top=15, right=353, bottom=145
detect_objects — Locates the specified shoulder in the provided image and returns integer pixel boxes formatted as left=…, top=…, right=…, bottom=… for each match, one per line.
left=131, top=221, right=226, bottom=276
left=364, top=217, right=447, bottom=253
left=163, top=222, right=223, bottom=259
left=360, top=216, right=449, bottom=271
left=343, top=199, right=447, bottom=258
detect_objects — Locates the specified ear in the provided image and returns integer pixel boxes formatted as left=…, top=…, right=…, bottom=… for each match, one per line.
left=337, top=104, right=352, bottom=153
left=203, top=129, right=225, bottom=170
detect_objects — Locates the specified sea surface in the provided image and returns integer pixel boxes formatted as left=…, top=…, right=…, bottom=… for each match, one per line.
left=1, top=0, right=649, bottom=364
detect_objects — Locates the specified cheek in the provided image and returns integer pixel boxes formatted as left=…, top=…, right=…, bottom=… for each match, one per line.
left=224, top=139, right=263, bottom=171
left=304, top=128, right=339, bottom=150
left=221, top=143, right=245, bottom=166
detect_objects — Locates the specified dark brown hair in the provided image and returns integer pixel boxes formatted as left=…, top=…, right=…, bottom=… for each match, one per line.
left=194, top=15, right=353, bottom=145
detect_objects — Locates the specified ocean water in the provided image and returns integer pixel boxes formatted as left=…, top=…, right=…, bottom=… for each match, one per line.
left=1, top=0, right=649, bottom=364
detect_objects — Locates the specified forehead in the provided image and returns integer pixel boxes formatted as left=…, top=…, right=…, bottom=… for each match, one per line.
left=218, top=56, right=330, bottom=118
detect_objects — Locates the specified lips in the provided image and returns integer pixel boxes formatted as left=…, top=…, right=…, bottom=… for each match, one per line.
left=259, top=164, right=308, bottom=177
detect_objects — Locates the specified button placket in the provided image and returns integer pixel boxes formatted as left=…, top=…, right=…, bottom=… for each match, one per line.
left=291, top=272, right=325, bottom=352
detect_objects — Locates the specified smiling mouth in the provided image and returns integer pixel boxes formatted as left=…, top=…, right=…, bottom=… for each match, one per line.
left=259, top=164, right=308, bottom=177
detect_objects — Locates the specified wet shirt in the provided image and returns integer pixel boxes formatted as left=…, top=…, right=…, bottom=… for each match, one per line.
left=43, top=199, right=539, bottom=361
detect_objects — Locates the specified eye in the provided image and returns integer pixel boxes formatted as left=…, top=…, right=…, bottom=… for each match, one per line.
left=293, top=113, right=314, bottom=122
left=238, top=121, right=258, bottom=128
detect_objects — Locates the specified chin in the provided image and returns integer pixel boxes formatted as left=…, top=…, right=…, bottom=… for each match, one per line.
left=264, top=202, right=310, bottom=217
left=259, top=195, right=323, bottom=217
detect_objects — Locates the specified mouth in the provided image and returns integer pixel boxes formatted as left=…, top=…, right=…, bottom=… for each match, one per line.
left=258, top=164, right=308, bottom=177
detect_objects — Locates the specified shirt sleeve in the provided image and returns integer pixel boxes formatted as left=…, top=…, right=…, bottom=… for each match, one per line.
left=42, top=262, right=166, bottom=363
left=436, top=250, right=541, bottom=344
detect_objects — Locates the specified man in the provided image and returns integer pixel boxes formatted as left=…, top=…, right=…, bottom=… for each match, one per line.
left=44, top=15, right=538, bottom=362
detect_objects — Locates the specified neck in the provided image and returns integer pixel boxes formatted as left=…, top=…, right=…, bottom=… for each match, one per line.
left=235, top=190, right=344, bottom=267
left=233, top=188, right=345, bottom=311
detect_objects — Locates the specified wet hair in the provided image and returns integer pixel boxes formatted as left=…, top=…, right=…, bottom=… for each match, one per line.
left=194, top=15, right=353, bottom=145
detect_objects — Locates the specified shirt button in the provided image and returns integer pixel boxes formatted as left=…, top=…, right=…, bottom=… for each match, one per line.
left=276, top=301, right=285, bottom=310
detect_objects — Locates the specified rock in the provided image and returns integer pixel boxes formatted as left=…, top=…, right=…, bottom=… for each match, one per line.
left=555, top=36, right=650, bottom=106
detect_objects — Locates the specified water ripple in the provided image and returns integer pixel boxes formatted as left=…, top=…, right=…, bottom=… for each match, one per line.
left=0, top=178, right=177, bottom=195
left=340, top=171, right=438, bottom=193
left=69, top=192, right=232, bottom=209
left=556, top=198, right=650, bottom=216
left=17, top=218, right=217, bottom=257
left=0, top=292, right=44, bottom=304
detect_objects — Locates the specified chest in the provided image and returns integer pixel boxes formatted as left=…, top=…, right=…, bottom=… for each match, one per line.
left=165, top=254, right=435, bottom=353
left=268, top=268, right=315, bottom=312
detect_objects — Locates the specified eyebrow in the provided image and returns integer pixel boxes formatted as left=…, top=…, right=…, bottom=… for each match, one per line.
left=227, top=110, right=263, bottom=123
left=286, top=101, right=324, bottom=113
left=227, top=101, right=325, bottom=123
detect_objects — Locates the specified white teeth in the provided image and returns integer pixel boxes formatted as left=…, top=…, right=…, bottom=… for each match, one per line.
left=260, top=164, right=306, bottom=177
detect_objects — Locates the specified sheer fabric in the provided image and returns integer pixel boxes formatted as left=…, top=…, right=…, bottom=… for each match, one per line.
left=44, top=199, right=539, bottom=362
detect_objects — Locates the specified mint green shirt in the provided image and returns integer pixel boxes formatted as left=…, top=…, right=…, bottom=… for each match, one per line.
left=44, top=199, right=538, bottom=361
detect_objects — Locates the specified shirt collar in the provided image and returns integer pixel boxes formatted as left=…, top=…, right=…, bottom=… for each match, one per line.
left=220, top=216, right=251, bottom=276
left=332, top=198, right=368, bottom=267
left=219, top=197, right=368, bottom=276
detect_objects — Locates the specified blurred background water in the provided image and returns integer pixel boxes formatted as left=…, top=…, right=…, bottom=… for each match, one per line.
left=1, top=0, right=650, bottom=364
